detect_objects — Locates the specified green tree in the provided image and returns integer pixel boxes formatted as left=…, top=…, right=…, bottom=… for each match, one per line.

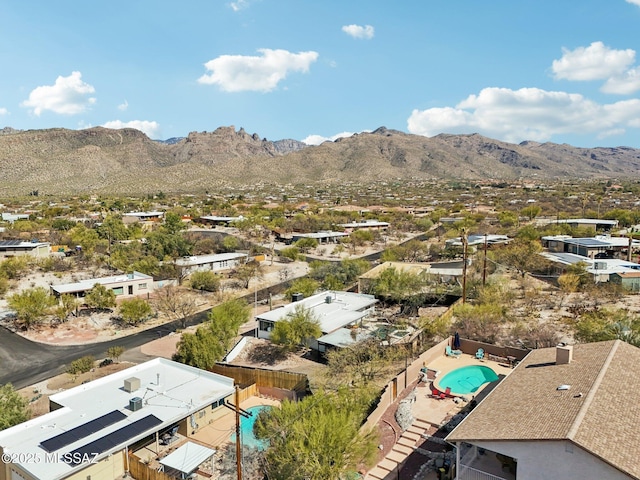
left=0, top=384, right=29, bottom=431
left=163, top=211, right=186, bottom=235
left=0, top=256, right=29, bottom=280
left=284, top=277, right=319, bottom=300
left=0, top=276, right=8, bottom=298
left=107, top=346, right=125, bottom=362
left=69, top=224, right=102, bottom=255
left=493, top=237, right=547, bottom=293
left=85, top=284, right=117, bottom=311
left=173, top=299, right=249, bottom=369
left=234, top=260, right=264, bottom=289
left=7, top=287, right=56, bottom=329
left=271, top=305, right=322, bottom=352
left=574, top=308, right=640, bottom=345
left=118, top=297, right=153, bottom=325
left=67, top=355, right=95, bottom=375
left=189, top=270, right=221, bottom=292
left=222, top=235, right=240, bottom=252
left=254, top=388, right=378, bottom=480
left=293, top=237, right=318, bottom=253
left=279, top=246, right=301, bottom=261
left=52, top=294, right=78, bottom=323
left=520, top=205, right=542, bottom=220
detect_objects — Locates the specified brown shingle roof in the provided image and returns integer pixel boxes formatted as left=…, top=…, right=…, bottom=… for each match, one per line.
left=447, top=340, right=640, bottom=479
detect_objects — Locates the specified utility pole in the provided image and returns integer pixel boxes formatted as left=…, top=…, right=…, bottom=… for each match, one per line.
left=235, top=385, right=242, bottom=480
left=482, top=233, right=488, bottom=286
left=462, top=232, right=468, bottom=304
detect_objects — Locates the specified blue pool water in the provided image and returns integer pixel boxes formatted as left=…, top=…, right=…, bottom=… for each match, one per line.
left=436, top=365, right=499, bottom=395
left=230, top=405, right=272, bottom=450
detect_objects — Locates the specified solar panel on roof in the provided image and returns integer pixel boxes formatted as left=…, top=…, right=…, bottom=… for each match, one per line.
left=40, top=410, right=127, bottom=452
left=64, top=414, right=162, bottom=464
left=0, top=240, right=22, bottom=246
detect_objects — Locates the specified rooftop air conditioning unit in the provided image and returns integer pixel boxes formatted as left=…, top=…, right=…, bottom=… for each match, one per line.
left=325, top=295, right=333, bottom=304
left=124, top=377, right=140, bottom=393
left=129, top=397, right=143, bottom=411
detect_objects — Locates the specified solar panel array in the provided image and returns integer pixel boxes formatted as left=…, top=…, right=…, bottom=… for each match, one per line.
left=65, top=414, right=162, bottom=464
left=0, top=240, right=22, bottom=246
left=40, top=410, right=127, bottom=452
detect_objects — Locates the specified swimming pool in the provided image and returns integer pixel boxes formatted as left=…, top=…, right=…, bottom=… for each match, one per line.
left=435, top=365, right=499, bottom=395
left=230, top=405, right=272, bottom=450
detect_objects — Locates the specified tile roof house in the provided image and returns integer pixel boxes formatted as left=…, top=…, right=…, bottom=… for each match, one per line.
left=446, top=340, right=640, bottom=479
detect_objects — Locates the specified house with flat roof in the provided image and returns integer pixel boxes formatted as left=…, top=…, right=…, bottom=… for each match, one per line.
left=0, top=240, right=51, bottom=259
left=50, top=271, right=153, bottom=298
left=122, top=211, right=164, bottom=222
left=0, top=358, right=235, bottom=480
left=358, top=261, right=463, bottom=293
left=542, top=234, right=639, bottom=259
left=198, top=215, right=244, bottom=226
left=447, top=340, right=640, bottom=480
left=554, top=218, right=618, bottom=231
left=445, top=234, right=510, bottom=248
left=290, top=231, right=348, bottom=244
left=338, top=220, right=390, bottom=232
left=256, top=291, right=377, bottom=352
left=542, top=252, right=640, bottom=283
left=174, top=252, right=248, bottom=277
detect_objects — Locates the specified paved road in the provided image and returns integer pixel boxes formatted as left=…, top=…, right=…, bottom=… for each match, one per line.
left=0, top=281, right=293, bottom=390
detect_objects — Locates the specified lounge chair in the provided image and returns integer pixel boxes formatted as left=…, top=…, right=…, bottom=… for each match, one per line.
left=446, top=345, right=462, bottom=358
left=476, top=348, right=485, bottom=360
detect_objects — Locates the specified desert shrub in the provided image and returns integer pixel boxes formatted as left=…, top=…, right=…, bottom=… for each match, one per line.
left=67, top=355, right=95, bottom=375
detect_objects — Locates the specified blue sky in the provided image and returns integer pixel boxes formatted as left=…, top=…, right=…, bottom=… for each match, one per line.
left=2, top=1, right=640, bottom=147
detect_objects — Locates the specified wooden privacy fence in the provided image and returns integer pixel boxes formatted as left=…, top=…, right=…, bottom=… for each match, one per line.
left=211, top=363, right=309, bottom=396
left=127, top=453, right=174, bottom=480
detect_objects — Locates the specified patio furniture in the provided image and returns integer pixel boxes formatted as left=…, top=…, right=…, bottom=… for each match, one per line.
left=475, top=348, right=485, bottom=360
left=446, top=345, right=462, bottom=358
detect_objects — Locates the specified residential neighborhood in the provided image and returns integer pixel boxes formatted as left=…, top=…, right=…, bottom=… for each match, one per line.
left=2, top=181, right=640, bottom=480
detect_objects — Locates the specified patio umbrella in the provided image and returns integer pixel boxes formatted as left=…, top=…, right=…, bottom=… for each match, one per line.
left=453, top=331, right=461, bottom=349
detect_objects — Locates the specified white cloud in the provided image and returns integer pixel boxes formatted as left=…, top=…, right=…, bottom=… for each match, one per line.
left=302, top=131, right=357, bottom=145
left=102, top=120, right=161, bottom=139
left=0, top=108, right=8, bottom=115
left=118, top=100, right=129, bottom=111
left=551, top=42, right=640, bottom=94
left=602, top=67, right=640, bottom=94
left=626, top=0, right=640, bottom=6
left=552, top=41, right=635, bottom=81
left=198, top=48, right=319, bottom=92
left=21, top=71, right=96, bottom=116
left=229, top=0, right=250, bottom=11
left=407, top=87, right=640, bottom=143
left=342, top=24, right=375, bottom=40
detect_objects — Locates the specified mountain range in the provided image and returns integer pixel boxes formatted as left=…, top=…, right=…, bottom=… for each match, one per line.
left=1, top=125, right=639, bottom=196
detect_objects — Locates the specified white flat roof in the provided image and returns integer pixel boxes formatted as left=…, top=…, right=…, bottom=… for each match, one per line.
left=159, top=441, right=216, bottom=474
left=292, top=231, right=348, bottom=239
left=542, top=252, right=640, bottom=275
left=51, top=271, right=152, bottom=295
left=338, top=220, right=390, bottom=228
left=257, top=291, right=377, bottom=334
left=0, top=358, right=234, bottom=480
left=200, top=215, right=243, bottom=222
left=174, top=252, right=248, bottom=267
left=123, top=211, right=164, bottom=217
left=555, top=218, right=618, bottom=225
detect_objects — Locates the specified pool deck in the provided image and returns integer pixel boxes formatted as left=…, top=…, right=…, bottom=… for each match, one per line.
left=365, top=353, right=513, bottom=480
left=191, top=395, right=281, bottom=449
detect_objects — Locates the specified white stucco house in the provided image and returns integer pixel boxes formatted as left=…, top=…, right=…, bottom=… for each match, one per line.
left=447, top=340, right=640, bottom=480
left=256, top=290, right=377, bottom=353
